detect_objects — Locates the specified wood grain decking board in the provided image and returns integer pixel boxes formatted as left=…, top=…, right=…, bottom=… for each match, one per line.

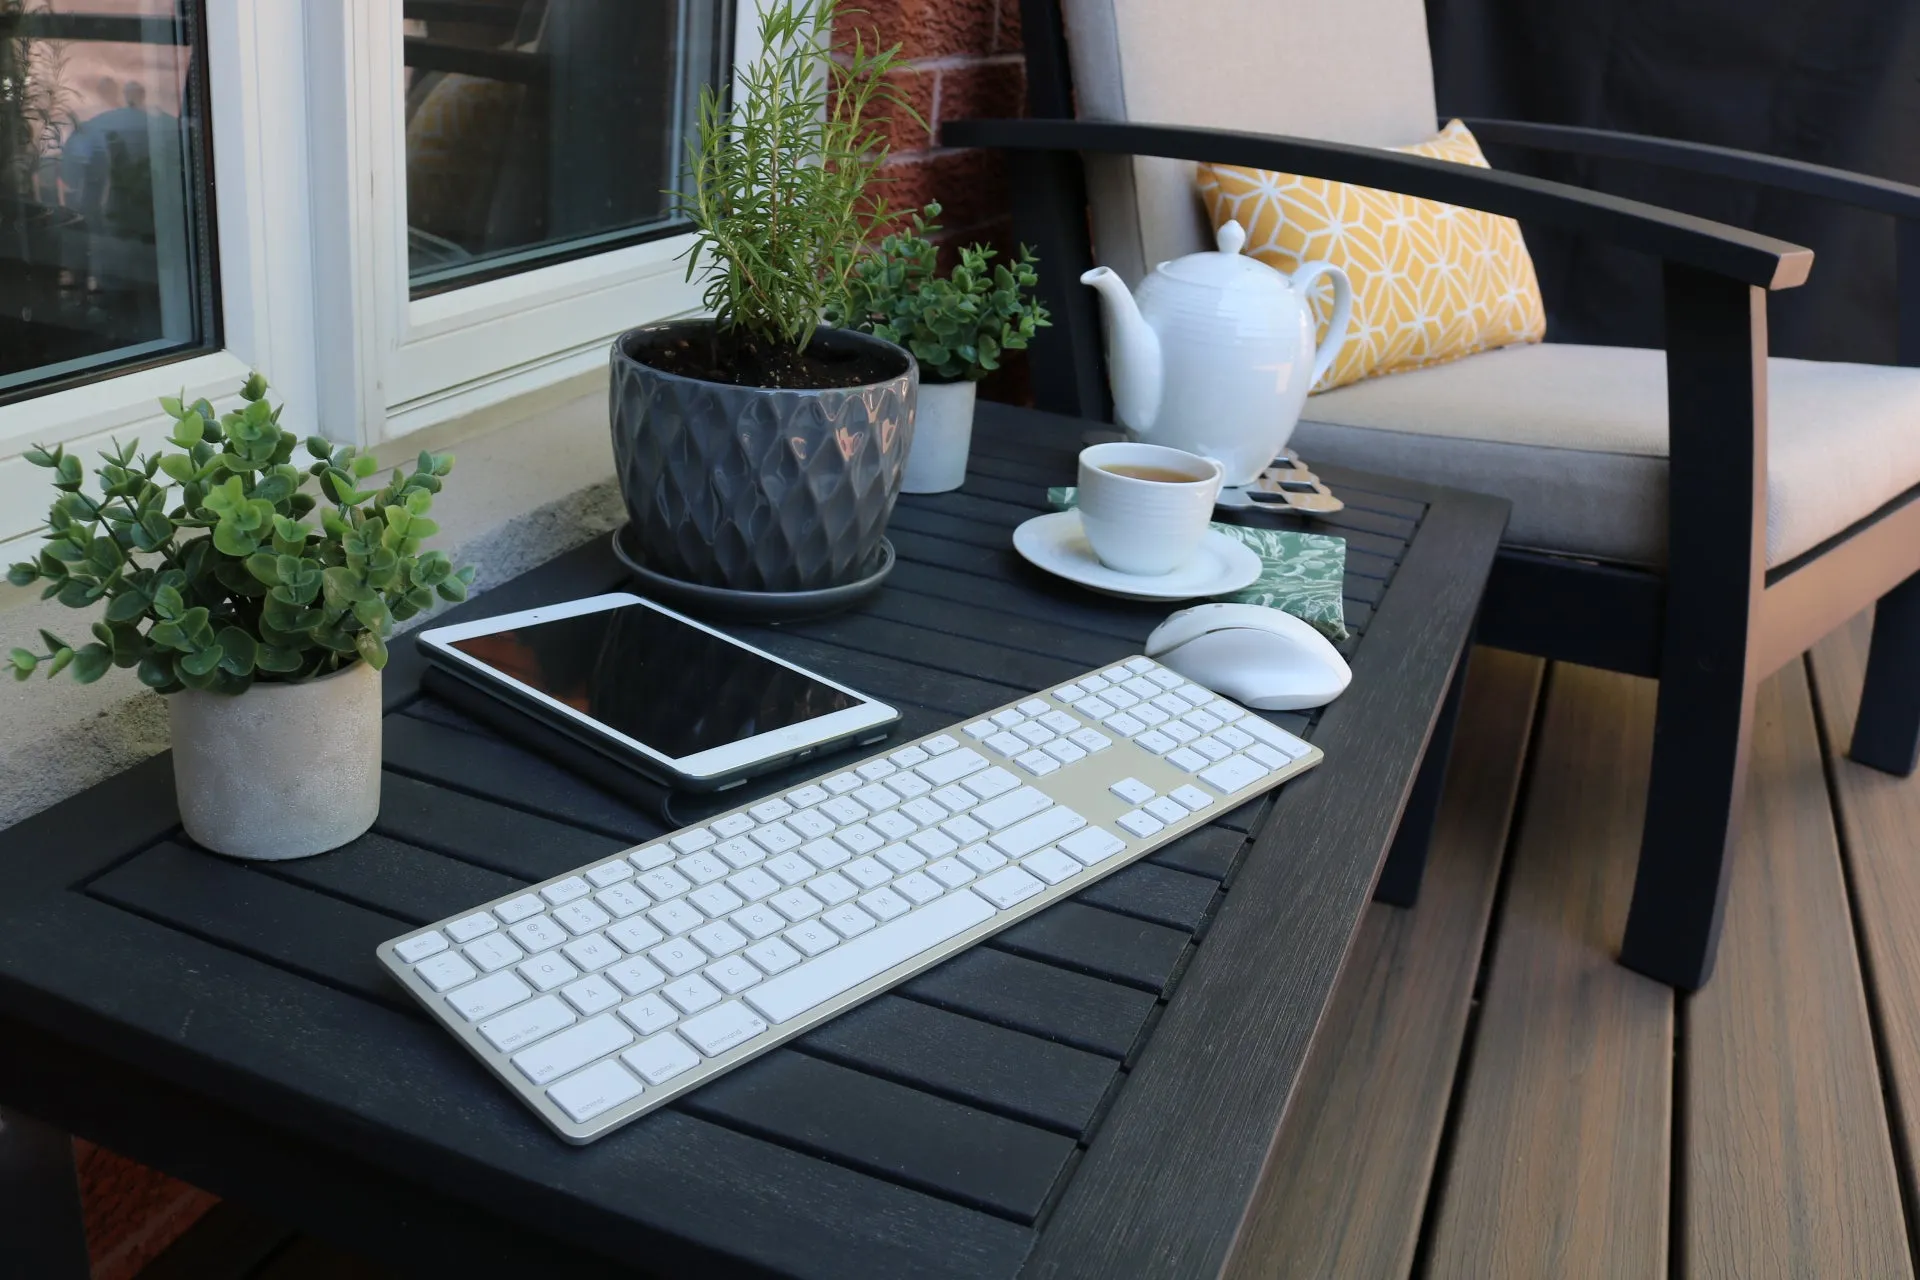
left=1423, top=663, right=1674, bottom=1280
left=1810, top=610, right=1920, bottom=1241
left=1684, top=659, right=1912, bottom=1279
left=1223, top=647, right=1543, bottom=1280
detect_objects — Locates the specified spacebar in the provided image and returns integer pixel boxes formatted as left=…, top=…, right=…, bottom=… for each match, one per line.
left=744, top=892, right=996, bottom=1024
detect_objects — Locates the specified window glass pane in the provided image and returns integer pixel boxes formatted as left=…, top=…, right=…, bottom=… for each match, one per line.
left=403, top=0, right=731, bottom=296
left=0, top=0, right=217, bottom=404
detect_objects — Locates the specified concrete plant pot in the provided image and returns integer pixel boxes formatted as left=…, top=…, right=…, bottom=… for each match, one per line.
left=900, top=379, right=977, bottom=494
left=169, top=659, right=381, bottom=861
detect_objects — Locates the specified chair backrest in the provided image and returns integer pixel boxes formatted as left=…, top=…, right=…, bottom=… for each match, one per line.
left=1059, top=0, right=1439, bottom=283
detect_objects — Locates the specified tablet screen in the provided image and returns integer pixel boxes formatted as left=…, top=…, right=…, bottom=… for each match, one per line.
left=447, top=604, right=861, bottom=760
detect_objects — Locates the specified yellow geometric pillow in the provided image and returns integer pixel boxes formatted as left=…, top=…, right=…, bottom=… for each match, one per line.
left=1197, top=119, right=1546, bottom=393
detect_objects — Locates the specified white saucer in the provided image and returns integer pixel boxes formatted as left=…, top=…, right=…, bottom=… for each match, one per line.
left=1011, top=510, right=1263, bottom=602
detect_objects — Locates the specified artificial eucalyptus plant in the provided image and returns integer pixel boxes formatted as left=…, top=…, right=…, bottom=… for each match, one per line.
left=840, top=203, right=1050, bottom=383
left=7, top=374, right=474, bottom=694
left=678, top=0, right=916, bottom=364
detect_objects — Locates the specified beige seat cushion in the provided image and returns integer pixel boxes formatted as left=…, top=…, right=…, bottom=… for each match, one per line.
left=1293, top=342, right=1920, bottom=568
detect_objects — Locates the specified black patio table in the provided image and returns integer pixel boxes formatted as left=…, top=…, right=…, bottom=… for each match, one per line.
left=0, top=402, right=1506, bottom=1279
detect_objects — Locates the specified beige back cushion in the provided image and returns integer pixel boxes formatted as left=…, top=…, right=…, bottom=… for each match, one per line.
left=1062, top=0, right=1440, bottom=283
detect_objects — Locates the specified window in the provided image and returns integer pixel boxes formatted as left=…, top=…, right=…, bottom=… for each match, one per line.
left=0, top=0, right=219, bottom=404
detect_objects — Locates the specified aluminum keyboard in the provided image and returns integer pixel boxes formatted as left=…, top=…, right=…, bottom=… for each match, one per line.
left=378, top=654, right=1323, bottom=1143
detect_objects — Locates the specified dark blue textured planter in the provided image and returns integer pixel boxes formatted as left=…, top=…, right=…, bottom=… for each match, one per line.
left=610, top=321, right=918, bottom=593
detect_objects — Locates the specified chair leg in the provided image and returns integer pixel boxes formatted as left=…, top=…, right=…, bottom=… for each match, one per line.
left=1373, top=645, right=1470, bottom=908
left=1619, top=661, right=1757, bottom=992
left=1850, top=570, right=1920, bottom=776
left=0, top=1107, right=90, bottom=1279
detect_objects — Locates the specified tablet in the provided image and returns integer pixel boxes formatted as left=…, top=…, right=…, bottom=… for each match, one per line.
left=416, top=593, right=899, bottom=791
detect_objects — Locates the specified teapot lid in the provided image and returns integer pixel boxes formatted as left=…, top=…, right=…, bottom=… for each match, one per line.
left=1154, top=220, right=1289, bottom=290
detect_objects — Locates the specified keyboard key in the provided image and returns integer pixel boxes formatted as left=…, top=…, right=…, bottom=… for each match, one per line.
left=1014, top=721, right=1055, bottom=746
left=1237, top=716, right=1307, bottom=755
left=562, top=933, right=622, bottom=972
left=671, top=827, right=718, bottom=854
left=605, top=955, right=667, bottom=995
left=464, top=933, right=525, bottom=973
left=894, top=872, right=944, bottom=904
left=1069, top=727, right=1113, bottom=753
left=1170, top=784, right=1215, bottom=812
left=921, top=733, right=960, bottom=755
left=1043, top=739, right=1088, bottom=764
left=587, top=859, right=634, bottom=888
left=1109, top=776, right=1155, bottom=804
left=963, top=719, right=995, bottom=738
left=541, top=877, right=591, bottom=906
left=1103, top=688, right=1140, bottom=710
left=396, top=930, right=449, bottom=964
left=1037, top=709, right=1080, bottom=734
left=1078, top=695, right=1116, bottom=719
left=447, top=970, right=530, bottom=1021
left=1184, top=709, right=1223, bottom=733
left=820, top=795, right=868, bottom=825
left=889, top=745, right=930, bottom=767
left=622, top=1032, right=701, bottom=1085
left=1201, top=754, right=1269, bottom=793
left=990, top=806, right=1087, bottom=857
left=679, top=852, right=731, bottom=884
left=1161, top=719, right=1199, bottom=744
left=690, top=921, right=747, bottom=957
left=1145, top=796, right=1189, bottom=824
left=1191, top=735, right=1233, bottom=762
left=931, top=785, right=975, bottom=812
left=663, top=974, right=723, bottom=1014
left=1059, top=826, right=1129, bottom=865
left=1128, top=681, right=1164, bottom=703
left=547, top=1059, right=644, bottom=1123
left=880, top=844, right=927, bottom=873
left=1116, top=809, right=1164, bottom=838
left=1054, top=683, right=1086, bottom=703
left=649, top=939, right=707, bottom=976
left=1152, top=692, right=1191, bottom=716
left=479, top=994, right=575, bottom=1053
left=859, top=887, right=911, bottom=921
left=595, top=883, right=650, bottom=919
left=843, top=857, right=891, bottom=889
left=1079, top=674, right=1111, bottom=693
left=785, top=920, right=840, bottom=956
left=1132, top=704, right=1170, bottom=728
left=807, top=872, right=858, bottom=905
left=495, top=895, right=544, bottom=924
left=960, top=845, right=1008, bottom=873
left=726, top=867, right=781, bottom=901
left=647, top=900, right=704, bottom=936
left=823, top=903, right=877, bottom=938
left=1124, top=657, right=1156, bottom=674
left=746, top=891, right=995, bottom=1024
left=915, top=747, right=988, bottom=786
left=885, top=772, right=932, bottom=799
left=985, top=731, right=1028, bottom=757
left=639, top=868, right=693, bottom=900
left=852, top=783, right=898, bottom=812
left=799, top=837, right=851, bottom=870
left=606, top=918, right=665, bottom=953
left=766, top=853, right=816, bottom=885
left=618, top=994, right=678, bottom=1035
left=445, top=912, right=497, bottom=943
left=1246, top=742, right=1290, bottom=770
left=628, top=844, right=677, bottom=872
left=1134, top=730, right=1178, bottom=754
left=748, top=823, right=801, bottom=855
left=560, top=973, right=623, bottom=1016
left=1015, top=750, right=1061, bottom=776
left=941, top=814, right=989, bottom=844
left=907, top=830, right=957, bottom=858
left=749, top=797, right=794, bottom=823
left=786, top=784, right=830, bottom=808
left=703, top=955, right=764, bottom=995
left=729, top=904, right=786, bottom=940
left=927, top=857, right=975, bottom=888
left=711, top=812, right=756, bottom=838
left=824, top=771, right=863, bottom=794
left=1147, top=667, right=1183, bottom=689
left=1104, top=712, right=1145, bottom=736
left=964, top=767, right=1020, bottom=799
left=1214, top=725, right=1255, bottom=750
left=856, top=759, right=897, bottom=782
left=553, top=900, right=612, bottom=935
left=713, top=837, right=763, bottom=870
left=992, top=708, right=1026, bottom=728
left=786, top=809, right=835, bottom=839
left=1101, top=664, right=1133, bottom=682
left=869, top=810, right=918, bottom=841
left=973, top=786, right=1049, bottom=830
left=680, top=1000, right=768, bottom=1055
left=1024, top=847, right=1082, bottom=885
left=1178, top=685, right=1218, bottom=707
left=1166, top=747, right=1209, bottom=772
left=512, top=1014, right=632, bottom=1086
left=836, top=823, right=885, bottom=854
left=745, top=937, right=803, bottom=975
left=1017, top=698, right=1051, bottom=716
left=689, top=884, right=746, bottom=919
left=407, top=930, right=477, bottom=987
left=770, top=887, right=824, bottom=922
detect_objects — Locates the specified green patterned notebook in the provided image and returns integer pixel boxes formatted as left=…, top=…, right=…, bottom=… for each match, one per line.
left=1045, top=488, right=1349, bottom=642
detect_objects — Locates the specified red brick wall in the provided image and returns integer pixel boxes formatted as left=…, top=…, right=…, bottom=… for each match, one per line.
left=74, top=1140, right=216, bottom=1280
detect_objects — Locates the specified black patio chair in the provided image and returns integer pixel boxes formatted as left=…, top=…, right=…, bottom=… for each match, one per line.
left=944, top=0, right=1920, bottom=990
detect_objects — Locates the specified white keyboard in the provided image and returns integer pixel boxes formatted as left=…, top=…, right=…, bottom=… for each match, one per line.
left=379, top=654, right=1322, bottom=1143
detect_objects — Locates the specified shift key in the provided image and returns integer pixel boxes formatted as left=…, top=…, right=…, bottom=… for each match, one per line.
left=987, top=806, right=1087, bottom=857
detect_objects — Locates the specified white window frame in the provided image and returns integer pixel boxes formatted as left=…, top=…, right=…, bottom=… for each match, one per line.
left=1, top=0, right=752, bottom=566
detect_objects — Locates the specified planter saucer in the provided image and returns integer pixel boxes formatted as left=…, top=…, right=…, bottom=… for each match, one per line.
left=610, top=525, right=895, bottom=623
left=1011, top=510, right=1262, bottom=602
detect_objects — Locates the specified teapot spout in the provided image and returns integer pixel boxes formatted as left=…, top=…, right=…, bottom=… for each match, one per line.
left=1081, top=266, right=1163, bottom=434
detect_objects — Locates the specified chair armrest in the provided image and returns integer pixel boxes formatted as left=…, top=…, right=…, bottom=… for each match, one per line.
left=940, top=117, right=1812, bottom=289
left=1459, top=118, right=1920, bottom=222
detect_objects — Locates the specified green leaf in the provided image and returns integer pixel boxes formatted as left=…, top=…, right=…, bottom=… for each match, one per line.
left=56, top=577, right=96, bottom=608
left=322, top=566, right=373, bottom=607
left=9, top=647, right=38, bottom=676
left=241, top=371, right=269, bottom=400
left=160, top=394, right=184, bottom=417
left=436, top=576, right=469, bottom=603
left=104, top=589, right=151, bottom=623
left=152, top=584, right=186, bottom=620
left=351, top=454, right=379, bottom=478
left=7, top=562, right=39, bottom=587
left=351, top=597, right=389, bottom=631
left=354, top=629, right=389, bottom=669
left=148, top=620, right=188, bottom=651
left=306, top=435, right=334, bottom=460
left=169, top=410, right=205, bottom=448
left=254, top=644, right=303, bottom=674
left=246, top=553, right=281, bottom=585
left=179, top=644, right=223, bottom=678
left=37, top=629, right=70, bottom=654
left=136, top=653, right=177, bottom=690
left=212, top=518, right=260, bottom=557
left=69, top=643, right=112, bottom=683
left=47, top=647, right=74, bottom=677
left=158, top=453, right=198, bottom=484
left=216, top=627, right=257, bottom=674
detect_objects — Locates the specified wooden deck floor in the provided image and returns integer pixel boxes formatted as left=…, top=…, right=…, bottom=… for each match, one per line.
left=145, top=610, right=1920, bottom=1278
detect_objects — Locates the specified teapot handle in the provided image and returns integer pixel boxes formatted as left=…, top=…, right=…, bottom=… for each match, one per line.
left=1290, top=261, right=1354, bottom=388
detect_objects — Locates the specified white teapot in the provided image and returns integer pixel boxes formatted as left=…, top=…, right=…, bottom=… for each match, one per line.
left=1081, top=221, right=1353, bottom=486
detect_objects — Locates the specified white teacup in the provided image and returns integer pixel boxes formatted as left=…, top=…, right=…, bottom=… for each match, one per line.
left=1077, top=442, right=1225, bottom=576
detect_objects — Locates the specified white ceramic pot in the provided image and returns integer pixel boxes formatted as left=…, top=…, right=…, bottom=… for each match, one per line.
left=169, top=660, right=382, bottom=861
left=900, top=379, right=977, bottom=494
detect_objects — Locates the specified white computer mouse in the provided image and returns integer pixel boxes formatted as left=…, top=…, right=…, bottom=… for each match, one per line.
left=1144, top=603, right=1352, bottom=710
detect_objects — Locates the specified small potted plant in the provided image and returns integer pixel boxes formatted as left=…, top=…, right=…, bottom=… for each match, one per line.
left=610, top=0, right=919, bottom=599
left=7, top=374, right=474, bottom=861
left=842, top=203, right=1049, bottom=493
